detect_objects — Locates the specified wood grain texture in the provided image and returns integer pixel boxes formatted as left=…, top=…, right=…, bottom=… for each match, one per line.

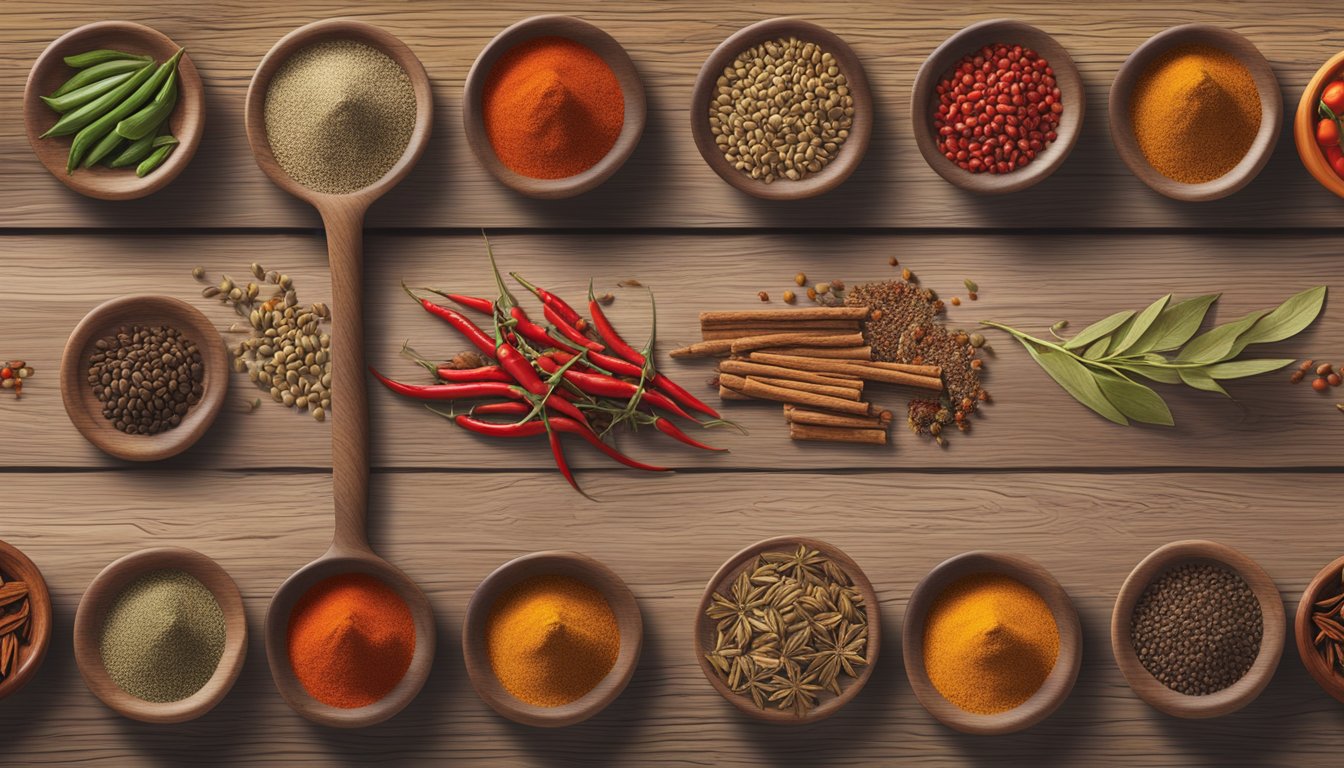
left=6, top=0, right=1344, bottom=228
left=0, top=469, right=1343, bottom=766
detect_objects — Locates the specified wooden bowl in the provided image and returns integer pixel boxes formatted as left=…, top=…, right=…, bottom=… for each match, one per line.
left=910, top=19, right=1084, bottom=195
left=59, top=295, right=229, bottom=462
left=463, top=551, right=642, bottom=727
left=1294, top=51, right=1344, bottom=199
left=902, top=551, right=1081, bottom=735
left=73, top=547, right=247, bottom=723
left=463, top=15, right=646, bottom=199
left=0, top=539, right=53, bottom=702
left=690, top=18, right=873, bottom=200
left=1294, top=555, right=1344, bottom=703
left=693, top=535, right=880, bottom=724
left=1111, top=539, right=1284, bottom=718
left=23, top=21, right=204, bottom=201
left=1109, top=24, right=1282, bottom=201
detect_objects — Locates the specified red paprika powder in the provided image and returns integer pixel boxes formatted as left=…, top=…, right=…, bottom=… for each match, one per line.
left=287, top=572, right=415, bottom=708
left=483, top=36, right=624, bottom=179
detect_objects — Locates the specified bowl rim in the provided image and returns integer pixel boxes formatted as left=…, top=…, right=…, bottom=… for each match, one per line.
left=72, top=546, right=247, bottom=723
left=692, top=534, right=881, bottom=724
left=1293, top=554, right=1344, bottom=703
left=1110, top=539, right=1284, bottom=718
left=1108, top=23, right=1283, bottom=201
left=59, top=294, right=229, bottom=462
left=0, top=539, right=53, bottom=702
left=688, top=16, right=874, bottom=200
left=461, top=550, right=643, bottom=727
left=462, top=14, right=647, bottom=200
left=22, top=20, right=204, bottom=201
left=901, top=550, right=1082, bottom=735
left=1293, top=50, right=1344, bottom=199
left=909, top=18, right=1086, bottom=195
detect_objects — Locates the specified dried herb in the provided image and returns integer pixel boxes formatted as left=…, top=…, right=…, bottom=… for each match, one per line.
left=1313, top=566, right=1344, bottom=675
left=982, top=287, right=1325, bottom=426
left=0, top=569, right=31, bottom=680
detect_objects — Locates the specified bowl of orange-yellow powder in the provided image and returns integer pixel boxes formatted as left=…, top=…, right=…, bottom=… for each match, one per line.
left=902, top=550, right=1082, bottom=735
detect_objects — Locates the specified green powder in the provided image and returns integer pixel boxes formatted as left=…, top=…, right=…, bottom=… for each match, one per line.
left=263, top=39, right=416, bottom=194
left=99, top=568, right=226, bottom=702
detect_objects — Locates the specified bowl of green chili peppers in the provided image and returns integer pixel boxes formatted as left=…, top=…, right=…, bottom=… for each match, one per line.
left=23, top=21, right=204, bottom=200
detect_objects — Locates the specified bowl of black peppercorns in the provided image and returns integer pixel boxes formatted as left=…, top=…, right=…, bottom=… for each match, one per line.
left=60, top=294, right=229, bottom=462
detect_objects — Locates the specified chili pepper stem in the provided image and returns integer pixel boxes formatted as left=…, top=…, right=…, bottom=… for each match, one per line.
left=399, top=341, right=440, bottom=376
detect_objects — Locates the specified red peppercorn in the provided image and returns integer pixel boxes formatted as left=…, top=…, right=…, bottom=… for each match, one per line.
left=1331, top=373, right=1342, bottom=387
left=0, top=368, right=10, bottom=380
left=1314, top=377, right=1330, bottom=392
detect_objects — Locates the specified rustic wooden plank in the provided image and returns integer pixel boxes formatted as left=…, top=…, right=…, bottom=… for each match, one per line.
left=0, top=232, right=1336, bottom=470
left=0, top=468, right=1339, bottom=766
left=3, top=0, right=1344, bottom=229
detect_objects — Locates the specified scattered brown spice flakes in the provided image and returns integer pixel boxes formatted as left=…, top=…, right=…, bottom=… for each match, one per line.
left=758, top=291, right=770, bottom=302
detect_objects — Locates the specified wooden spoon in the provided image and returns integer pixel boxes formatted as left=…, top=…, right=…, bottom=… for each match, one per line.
left=243, top=19, right=435, bottom=729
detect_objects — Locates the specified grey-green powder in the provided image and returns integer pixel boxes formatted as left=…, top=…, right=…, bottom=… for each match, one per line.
left=263, top=39, right=416, bottom=194
left=99, top=569, right=226, bottom=702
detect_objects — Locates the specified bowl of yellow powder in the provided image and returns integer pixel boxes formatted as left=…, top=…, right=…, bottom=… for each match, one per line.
left=1110, top=24, right=1282, bottom=201
left=903, top=550, right=1081, bottom=735
left=462, top=550, right=643, bottom=728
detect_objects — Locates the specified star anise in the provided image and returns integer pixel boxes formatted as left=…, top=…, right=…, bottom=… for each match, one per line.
left=767, top=663, right=824, bottom=717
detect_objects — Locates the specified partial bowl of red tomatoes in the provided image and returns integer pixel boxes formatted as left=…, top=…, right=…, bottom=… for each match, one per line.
left=1296, top=51, right=1344, bottom=198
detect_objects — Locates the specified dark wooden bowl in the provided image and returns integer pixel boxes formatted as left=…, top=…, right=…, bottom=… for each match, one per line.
left=1294, top=51, right=1344, bottom=200
left=693, top=535, right=880, bottom=724
left=462, top=551, right=643, bottom=727
left=1294, top=555, right=1344, bottom=703
left=463, top=15, right=646, bottom=199
left=72, top=547, right=247, bottom=723
left=0, top=539, right=52, bottom=702
left=59, top=294, right=229, bottom=462
left=910, top=19, right=1084, bottom=195
left=902, top=551, right=1081, bottom=735
left=1109, top=24, right=1281, bottom=201
left=1111, top=540, right=1284, bottom=718
left=690, top=18, right=873, bottom=200
left=23, top=21, right=204, bottom=201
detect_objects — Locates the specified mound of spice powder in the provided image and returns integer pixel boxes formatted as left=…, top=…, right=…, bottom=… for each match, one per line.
left=486, top=574, right=618, bottom=707
left=483, top=36, right=624, bottom=179
left=287, top=573, right=415, bottom=708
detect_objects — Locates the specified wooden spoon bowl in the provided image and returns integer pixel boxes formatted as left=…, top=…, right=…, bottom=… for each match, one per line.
left=1294, top=50, right=1344, bottom=199
left=910, top=19, right=1084, bottom=194
left=693, top=535, right=880, bottom=724
left=690, top=18, right=873, bottom=200
left=1293, top=555, right=1344, bottom=703
left=463, top=14, right=647, bottom=199
left=1109, top=24, right=1282, bottom=201
left=1111, top=539, right=1284, bottom=718
left=24, top=21, right=204, bottom=201
left=72, top=547, right=246, bottom=723
left=59, top=294, right=229, bottom=462
left=902, top=550, right=1081, bottom=735
left=462, top=551, right=643, bottom=728
left=0, top=539, right=53, bottom=702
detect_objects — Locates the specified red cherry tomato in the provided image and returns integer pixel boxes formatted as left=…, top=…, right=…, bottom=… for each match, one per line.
left=1324, top=80, right=1344, bottom=113
left=1329, top=145, right=1344, bottom=162
left=1318, top=117, right=1340, bottom=146
left=1332, top=156, right=1344, bottom=179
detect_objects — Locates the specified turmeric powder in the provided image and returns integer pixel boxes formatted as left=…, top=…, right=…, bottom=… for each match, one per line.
left=922, top=573, right=1059, bottom=714
left=1130, top=44, right=1260, bottom=184
left=486, top=574, right=619, bottom=707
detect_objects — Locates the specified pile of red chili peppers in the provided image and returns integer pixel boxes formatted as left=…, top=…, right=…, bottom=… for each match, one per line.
left=371, top=242, right=728, bottom=495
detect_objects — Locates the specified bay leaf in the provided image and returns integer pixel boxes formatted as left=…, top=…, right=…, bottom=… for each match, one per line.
left=1083, top=337, right=1112, bottom=360
left=1135, top=293, right=1220, bottom=353
left=1022, top=340, right=1128, bottom=425
left=1116, top=361, right=1182, bottom=384
left=1178, top=367, right=1230, bottom=396
left=1108, top=294, right=1172, bottom=357
left=1061, top=309, right=1135, bottom=351
left=1094, top=371, right=1175, bottom=426
left=1225, top=285, right=1326, bottom=356
left=1204, top=358, right=1296, bottom=380
left=1175, top=308, right=1270, bottom=364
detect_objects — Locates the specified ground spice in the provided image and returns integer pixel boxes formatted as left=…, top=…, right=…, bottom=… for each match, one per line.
left=483, top=37, right=624, bottom=179
left=923, top=573, right=1059, bottom=714
left=1130, top=44, right=1260, bottom=184
left=264, top=40, right=416, bottom=194
left=287, top=573, right=415, bottom=708
left=486, top=574, right=618, bottom=707
left=99, top=569, right=225, bottom=703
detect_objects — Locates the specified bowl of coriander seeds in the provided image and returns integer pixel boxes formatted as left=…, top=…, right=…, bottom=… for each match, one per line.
left=690, top=18, right=873, bottom=200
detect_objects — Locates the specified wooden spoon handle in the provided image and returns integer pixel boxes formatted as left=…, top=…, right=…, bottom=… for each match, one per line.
left=322, top=203, right=372, bottom=555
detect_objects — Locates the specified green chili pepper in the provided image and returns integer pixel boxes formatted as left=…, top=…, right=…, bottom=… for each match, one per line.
left=109, top=123, right=161, bottom=168
left=81, top=129, right=125, bottom=169
left=40, top=71, right=133, bottom=113
left=42, top=63, right=153, bottom=138
left=151, top=134, right=178, bottom=148
left=65, top=50, right=181, bottom=169
left=136, top=143, right=175, bottom=177
left=62, top=49, right=152, bottom=69
left=49, top=58, right=151, bottom=98
left=115, top=68, right=177, bottom=141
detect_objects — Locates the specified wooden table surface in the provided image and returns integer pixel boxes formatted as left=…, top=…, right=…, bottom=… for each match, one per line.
left=4, top=1, right=1343, bottom=765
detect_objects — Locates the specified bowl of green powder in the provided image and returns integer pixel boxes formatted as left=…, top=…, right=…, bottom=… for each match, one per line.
left=73, top=547, right=247, bottom=723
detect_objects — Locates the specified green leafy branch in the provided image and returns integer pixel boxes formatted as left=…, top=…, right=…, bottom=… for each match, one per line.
left=981, top=286, right=1327, bottom=426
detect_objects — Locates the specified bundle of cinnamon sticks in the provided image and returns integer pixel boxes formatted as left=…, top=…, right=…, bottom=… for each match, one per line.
left=673, top=308, right=945, bottom=444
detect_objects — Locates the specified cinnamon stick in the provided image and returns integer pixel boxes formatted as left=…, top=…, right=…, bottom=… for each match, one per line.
left=748, top=376, right=861, bottom=401
left=731, top=332, right=865, bottom=354
left=789, top=423, right=888, bottom=445
left=747, top=352, right=943, bottom=391
left=718, top=373, right=871, bottom=416
left=848, top=360, right=942, bottom=377
left=700, top=307, right=870, bottom=326
left=701, top=322, right=859, bottom=340
left=784, top=404, right=893, bottom=428
left=759, top=346, right=872, bottom=360
left=670, top=339, right=736, bottom=358
left=719, top=385, right=751, bottom=400
left=719, top=359, right=863, bottom=388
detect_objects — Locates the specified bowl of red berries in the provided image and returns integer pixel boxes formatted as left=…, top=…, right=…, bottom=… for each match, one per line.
left=1296, top=51, right=1344, bottom=199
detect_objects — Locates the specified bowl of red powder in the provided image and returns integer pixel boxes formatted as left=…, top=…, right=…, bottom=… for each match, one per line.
left=464, top=15, right=646, bottom=199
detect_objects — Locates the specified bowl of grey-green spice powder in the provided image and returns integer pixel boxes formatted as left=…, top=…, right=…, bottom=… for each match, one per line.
left=74, top=547, right=247, bottom=723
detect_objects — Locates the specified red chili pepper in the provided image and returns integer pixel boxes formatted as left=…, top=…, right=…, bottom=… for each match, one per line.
left=455, top=410, right=668, bottom=473
left=544, top=305, right=599, bottom=350
left=409, top=293, right=497, bottom=359
left=512, top=272, right=584, bottom=326
left=654, top=416, right=726, bottom=452
left=511, top=306, right=598, bottom=353
left=535, top=357, right=695, bottom=420
left=546, top=428, right=582, bottom=494
left=647, top=372, right=721, bottom=420
left=440, top=293, right=494, bottom=315
left=372, top=367, right=522, bottom=401
left=435, top=365, right=512, bottom=383
left=550, top=348, right=646, bottom=380
left=588, top=298, right=722, bottom=420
